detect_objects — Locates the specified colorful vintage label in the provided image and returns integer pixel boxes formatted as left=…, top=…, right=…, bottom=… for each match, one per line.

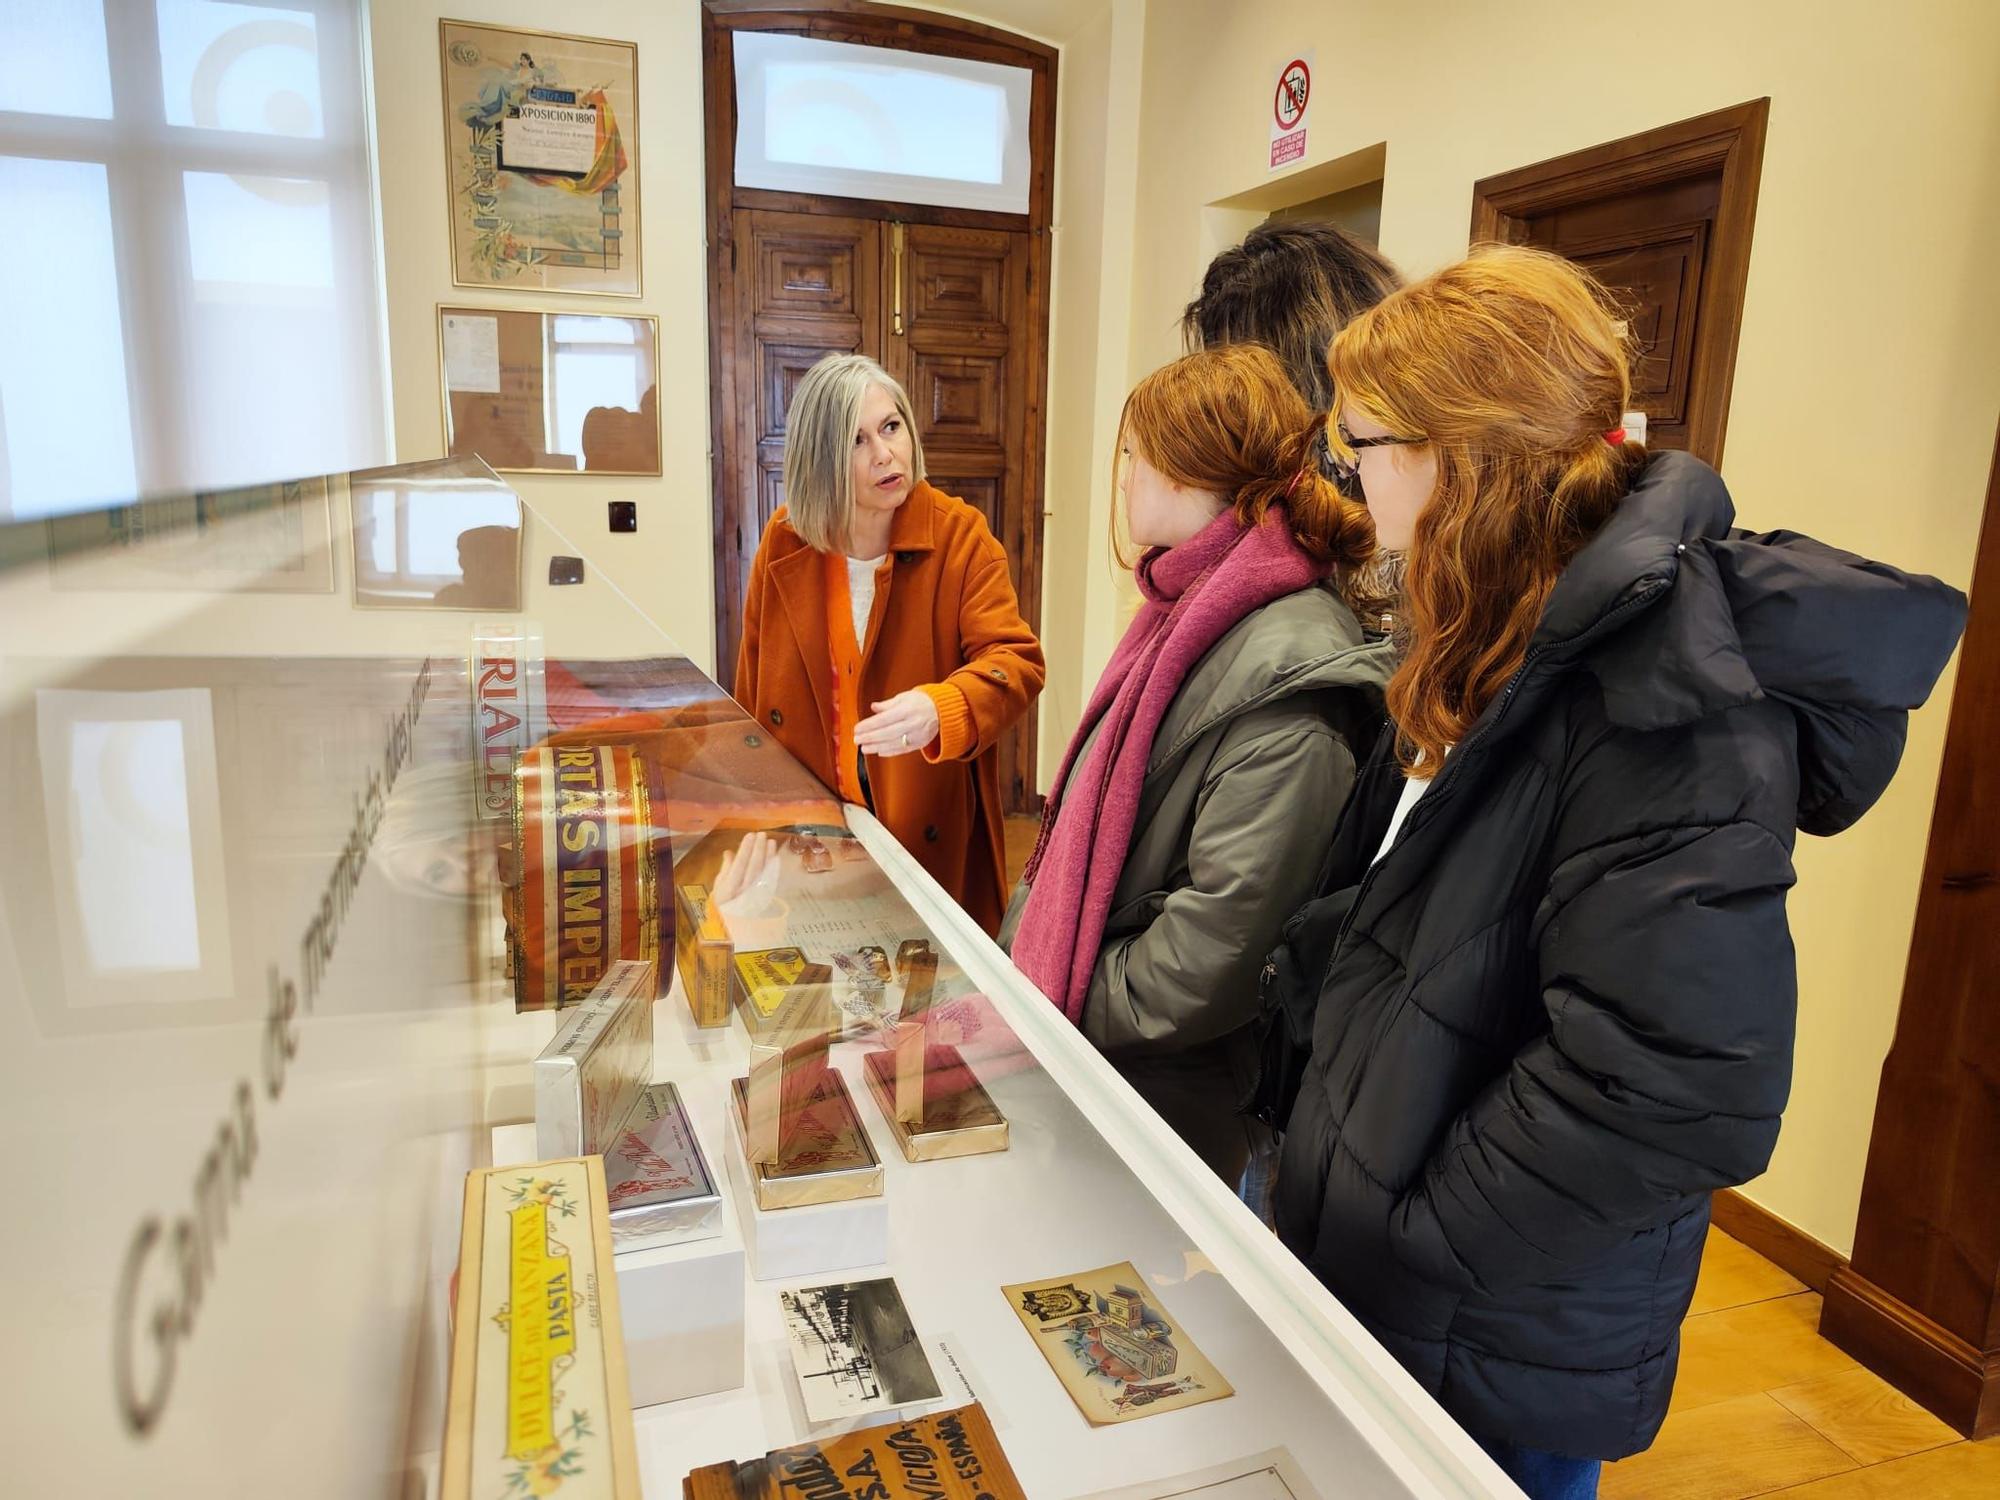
left=733, top=946, right=808, bottom=1020
left=513, top=744, right=662, bottom=1011
left=731, top=1071, right=876, bottom=1181
left=471, top=624, right=545, bottom=822
left=604, top=1082, right=714, bottom=1208
left=682, top=1404, right=1025, bottom=1500
left=463, top=1159, right=632, bottom=1497
left=1003, top=1261, right=1233, bottom=1425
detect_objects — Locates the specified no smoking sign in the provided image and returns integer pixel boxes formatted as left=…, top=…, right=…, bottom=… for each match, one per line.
left=1269, top=52, right=1314, bottom=170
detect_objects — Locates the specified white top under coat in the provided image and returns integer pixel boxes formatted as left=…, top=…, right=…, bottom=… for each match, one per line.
left=847, top=553, right=883, bottom=650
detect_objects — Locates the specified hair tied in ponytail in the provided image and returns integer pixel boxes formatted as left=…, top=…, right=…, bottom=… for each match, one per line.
left=1604, top=427, right=1626, bottom=445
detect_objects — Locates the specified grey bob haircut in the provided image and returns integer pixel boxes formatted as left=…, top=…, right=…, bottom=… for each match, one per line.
left=781, top=353, right=927, bottom=552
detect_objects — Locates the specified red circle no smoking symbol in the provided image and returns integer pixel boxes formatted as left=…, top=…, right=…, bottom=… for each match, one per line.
left=1274, top=59, right=1310, bottom=130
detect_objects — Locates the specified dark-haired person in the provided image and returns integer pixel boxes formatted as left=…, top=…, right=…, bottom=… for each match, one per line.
left=1182, top=218, right=1402, bottom=1211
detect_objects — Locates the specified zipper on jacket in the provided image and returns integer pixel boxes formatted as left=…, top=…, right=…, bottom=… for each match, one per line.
left=1314, top=577, right=1672, bottom=990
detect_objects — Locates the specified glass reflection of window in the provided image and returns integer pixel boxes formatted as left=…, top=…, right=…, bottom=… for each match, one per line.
left=549, top=316, right=645, bottom=467
left=69, top=719, right=202, bottom=972
left=355, top=485, right=521, bottom=599
left=35, top=687, right=232, bottom=1007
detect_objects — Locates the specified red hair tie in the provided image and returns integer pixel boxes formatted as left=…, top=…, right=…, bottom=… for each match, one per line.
left=1284, top=468, right=1306, bottom=499
left=1604, top=427, right=1627, bottom=445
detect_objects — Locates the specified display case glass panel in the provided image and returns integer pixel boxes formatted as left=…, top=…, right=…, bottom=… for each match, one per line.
left=0, top=458, right=1519, bottom=1499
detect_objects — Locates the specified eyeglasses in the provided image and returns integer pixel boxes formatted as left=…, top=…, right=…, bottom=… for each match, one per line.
left=1320, top=424, right=1426, bottom=500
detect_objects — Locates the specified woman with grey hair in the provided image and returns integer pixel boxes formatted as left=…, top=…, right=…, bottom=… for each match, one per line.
left=733, top=353, right=1044, bottom=933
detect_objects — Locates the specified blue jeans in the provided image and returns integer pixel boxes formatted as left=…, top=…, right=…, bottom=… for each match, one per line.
left=1476, top=1436, right=1600, bottom=1500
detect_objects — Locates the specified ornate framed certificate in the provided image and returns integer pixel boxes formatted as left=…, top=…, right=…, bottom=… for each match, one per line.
left=440, top=21, right=642, bottom=297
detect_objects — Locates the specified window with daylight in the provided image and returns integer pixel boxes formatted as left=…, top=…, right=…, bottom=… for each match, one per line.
left=732, top=30, right=1033, bottom=214
left=0, top=0, right=390, bottom=520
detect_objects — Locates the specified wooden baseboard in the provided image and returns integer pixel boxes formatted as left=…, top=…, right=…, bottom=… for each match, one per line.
left=1821, top=1265, right=2000, bottom=1439
left=1709, top=1188, right=1846, bottom=1294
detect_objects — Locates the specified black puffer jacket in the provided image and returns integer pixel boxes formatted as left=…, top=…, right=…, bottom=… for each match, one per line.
left=1274, top=452, right=1966, bottom=1460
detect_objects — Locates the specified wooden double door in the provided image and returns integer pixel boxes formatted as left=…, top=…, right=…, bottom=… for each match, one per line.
left=713, top=206, right=1044, bottom=812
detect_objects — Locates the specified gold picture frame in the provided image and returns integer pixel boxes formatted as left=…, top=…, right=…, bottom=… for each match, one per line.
left=436, top=304, right=662, bottom=476
left=439, top=19, right=642, bottom=298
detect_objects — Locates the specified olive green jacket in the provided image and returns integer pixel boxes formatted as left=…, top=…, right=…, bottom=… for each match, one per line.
left=1001, top=585, right=1392, bottom=1076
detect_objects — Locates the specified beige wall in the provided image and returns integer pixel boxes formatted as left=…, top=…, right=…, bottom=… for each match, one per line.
left=1098, top=0, right=2000, bottom=1256
left=369, top=0, right=716, bottom=667
left=1038, top=0, right=1149, bottom=772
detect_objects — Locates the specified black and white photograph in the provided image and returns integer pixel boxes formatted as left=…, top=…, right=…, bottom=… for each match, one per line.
left=779, top=1277, right=941, bottom=1425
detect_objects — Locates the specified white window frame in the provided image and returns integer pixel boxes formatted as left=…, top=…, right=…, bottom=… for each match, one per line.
left=0, top=0, right=391, bottom=518
left=731, top=29, right=1033, bottom=215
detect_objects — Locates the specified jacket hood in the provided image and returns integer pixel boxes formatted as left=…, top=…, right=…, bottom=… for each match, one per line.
left=1150, top=584, right=1394, bottom=772
left=1541, top=451, right=1966, bottom=835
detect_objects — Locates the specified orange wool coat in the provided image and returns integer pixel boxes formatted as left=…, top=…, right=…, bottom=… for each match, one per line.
left=732, top=481, right=1045, bottom=932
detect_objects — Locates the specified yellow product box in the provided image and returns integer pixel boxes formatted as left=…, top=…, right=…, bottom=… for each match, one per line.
left=674, top=880, right=733, bottom=1028
left=442, top=1156, right=638, bottom=1500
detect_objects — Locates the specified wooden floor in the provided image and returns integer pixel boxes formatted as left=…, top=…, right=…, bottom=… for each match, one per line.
left=1001, top=814, right=1998, bottom=1493
left=1601, top=1227, right=1999, bottom=1497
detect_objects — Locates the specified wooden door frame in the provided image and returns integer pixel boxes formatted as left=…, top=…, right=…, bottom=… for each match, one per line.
left=701, top=0, right=1055, bottom=810
left=1469, top=98, right=1769, bottom=467
left=1820, top=417, right=2000, bottom=1438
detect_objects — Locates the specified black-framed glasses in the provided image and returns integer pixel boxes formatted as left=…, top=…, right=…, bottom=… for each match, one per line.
left=1320, top=424, right=1426, bottom=500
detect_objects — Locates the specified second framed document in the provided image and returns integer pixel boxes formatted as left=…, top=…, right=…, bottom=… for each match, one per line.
left=438, top=305, right=661, bottom=475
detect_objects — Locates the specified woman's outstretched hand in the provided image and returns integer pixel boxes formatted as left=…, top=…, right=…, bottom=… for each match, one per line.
left=713, top=831, right=780, bottom=917
left=855, top=690, right=941, bottom=758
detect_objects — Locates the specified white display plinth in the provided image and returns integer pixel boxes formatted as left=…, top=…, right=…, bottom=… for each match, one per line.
left=722, top=1098, right=890, bottom=1282
left=488, top=1122, right=747, bottom=1408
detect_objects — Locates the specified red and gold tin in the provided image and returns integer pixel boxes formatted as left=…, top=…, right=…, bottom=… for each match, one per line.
left=510, top=743, right=668, bottom=1011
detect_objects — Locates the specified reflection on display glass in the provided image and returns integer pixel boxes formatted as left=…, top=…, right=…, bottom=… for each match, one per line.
left=32, top=685, right=233, bottom=1008
left=352, top=478, right=523, bottom=609
left=67, top=718, right=202, bottom=974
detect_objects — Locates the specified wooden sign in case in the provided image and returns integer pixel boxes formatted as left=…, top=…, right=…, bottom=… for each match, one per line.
left=442, top=1155, right=638, bottom=1499
left=682, top=1404, right=1024, bottom=1499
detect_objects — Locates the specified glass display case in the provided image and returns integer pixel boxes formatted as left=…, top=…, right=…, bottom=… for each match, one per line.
left=0, top=459, right=1521, bottom=1498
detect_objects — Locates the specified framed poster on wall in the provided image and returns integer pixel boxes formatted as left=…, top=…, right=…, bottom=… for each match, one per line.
left=439, top=20, right=642, bottom=297
left=436, top=305, right=661, bottom=475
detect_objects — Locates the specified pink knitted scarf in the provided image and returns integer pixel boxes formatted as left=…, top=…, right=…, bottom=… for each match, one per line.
left=1012, top=504, right=1325, bottom=1020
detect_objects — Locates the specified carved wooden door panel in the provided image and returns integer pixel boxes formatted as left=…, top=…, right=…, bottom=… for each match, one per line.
left=878, top=222, right=1038, bottom=813
left=715, top=208, right=881, bottom=688
left=1472, top=100, right=1768, bottom=465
